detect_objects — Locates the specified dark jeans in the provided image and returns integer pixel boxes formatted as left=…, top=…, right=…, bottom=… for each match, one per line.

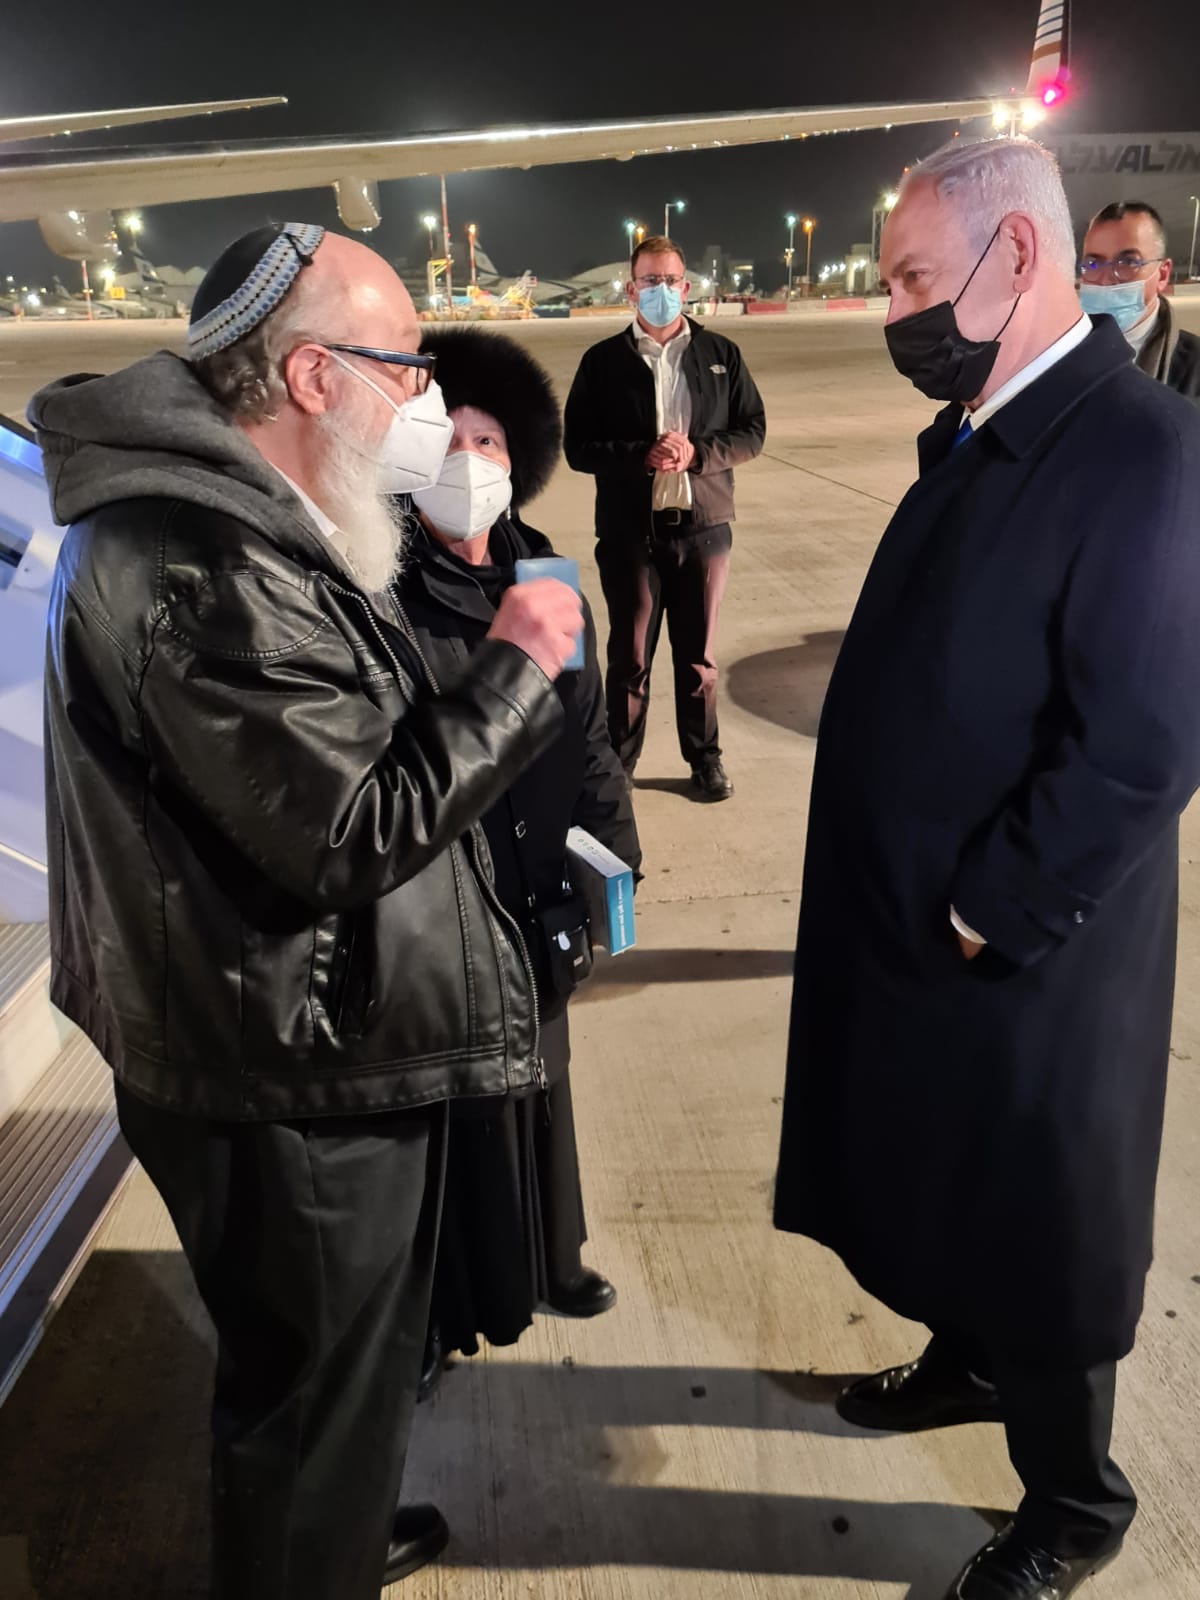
left=115, top=1082, right=446, bottom=1600
left=596, top=520, right=732, bottom=771
left=928, top=1327, right=1136, bottom=1558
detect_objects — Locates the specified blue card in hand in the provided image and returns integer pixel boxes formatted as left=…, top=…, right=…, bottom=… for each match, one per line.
left=513, top=556, right=584, bottom=671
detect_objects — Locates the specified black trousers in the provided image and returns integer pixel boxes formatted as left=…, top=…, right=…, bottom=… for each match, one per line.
left=928, top=1326, right=1137, bottom=1558
left=596, top=520, right=732, bottom=771
left=115, top=1082, right=446, bottom=1600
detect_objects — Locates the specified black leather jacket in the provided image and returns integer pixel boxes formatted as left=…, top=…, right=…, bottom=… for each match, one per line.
left=42, top=486, right=563, bottom=1121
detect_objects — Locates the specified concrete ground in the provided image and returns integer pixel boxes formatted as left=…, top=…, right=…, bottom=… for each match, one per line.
left=2, top=301, right=1200, bottom=1600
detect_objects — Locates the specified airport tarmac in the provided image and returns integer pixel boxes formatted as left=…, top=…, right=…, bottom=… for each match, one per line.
left=2, top=303, right=1200, bottom=1600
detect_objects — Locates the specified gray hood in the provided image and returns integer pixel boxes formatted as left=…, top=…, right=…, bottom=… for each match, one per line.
left=28, top=349, right=349, bottom=578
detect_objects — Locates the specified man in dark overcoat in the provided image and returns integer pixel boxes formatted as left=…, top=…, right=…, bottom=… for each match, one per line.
left=774, top=135, right=1200, bottom=1600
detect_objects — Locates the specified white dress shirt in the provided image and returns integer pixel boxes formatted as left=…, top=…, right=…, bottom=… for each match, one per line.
left=273, top=466, right=350, bottom=558
left=966, top=314, right=1092, bottom=430
left=951, top=314, right=1093, bottom=948
left=631, top=315, right=694, bottom=511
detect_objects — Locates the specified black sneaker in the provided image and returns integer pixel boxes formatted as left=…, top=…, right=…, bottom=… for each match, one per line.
left=691, top=757, right=733, bottom=801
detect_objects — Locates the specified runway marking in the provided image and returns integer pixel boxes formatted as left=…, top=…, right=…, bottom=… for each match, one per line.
left=761, top=449, right=898, bottom=510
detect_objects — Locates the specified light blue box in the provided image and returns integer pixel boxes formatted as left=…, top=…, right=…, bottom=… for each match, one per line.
left=513, top=556, right=584, bottom=671
left=566, top=827, right=636, bottom=955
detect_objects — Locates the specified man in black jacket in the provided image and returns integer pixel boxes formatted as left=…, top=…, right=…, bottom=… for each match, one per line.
left=1080, top=200, right=1200, bottom=401
left=564, top=236, right=765, bottom=800
left=30, top=225, right=582, bottom=1600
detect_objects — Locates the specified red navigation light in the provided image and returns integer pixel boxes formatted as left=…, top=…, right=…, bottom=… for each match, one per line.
left=1041, top=80, right=1066, bottom=108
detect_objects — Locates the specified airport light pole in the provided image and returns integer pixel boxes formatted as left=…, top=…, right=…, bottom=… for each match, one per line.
left=664, top=199, right=685, bottom=239
left=421, top=214, right=438, bottom=259
left=786, top=213, right=798, bottom=300
left=467, top=223, right=478, bottom=290
left=624, top=219, right=636, bottom=260
left=1190, top=196, right=1199, bottom=282
left=803, top=217, right=815, bottom=294
left=440, top=175, right=454, bottom=311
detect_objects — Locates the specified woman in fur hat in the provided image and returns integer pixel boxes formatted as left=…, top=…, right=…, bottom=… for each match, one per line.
left=393, top=327, right=641, bottom=1396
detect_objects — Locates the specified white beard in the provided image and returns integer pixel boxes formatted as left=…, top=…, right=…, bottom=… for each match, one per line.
left=312, top=403, right=412, bottom=593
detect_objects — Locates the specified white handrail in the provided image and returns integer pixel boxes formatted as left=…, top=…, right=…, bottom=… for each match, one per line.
left=0, top=840, right=47, bottom=874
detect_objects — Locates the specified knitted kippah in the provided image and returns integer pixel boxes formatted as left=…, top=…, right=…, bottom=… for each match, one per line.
left=187, top=222, right=325, bottom=359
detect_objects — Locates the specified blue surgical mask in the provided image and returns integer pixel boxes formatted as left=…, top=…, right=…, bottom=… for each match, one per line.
left=638, top=283, right=683, bottom=328
left=1078, top=280, right=1151, bottom=335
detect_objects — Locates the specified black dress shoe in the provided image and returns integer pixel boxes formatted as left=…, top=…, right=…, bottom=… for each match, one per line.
left=945, top=1524, right=1121, bottom=1598
left=544, top=1268, right=617, bottom=1318
left=383, top=1503, right=449, bottom=1586
left=416, top=1325, right=444, bottom=1404
left=836, top=1346, right=1003, bottom=1433
left=691, top=757, right=734, bottom=801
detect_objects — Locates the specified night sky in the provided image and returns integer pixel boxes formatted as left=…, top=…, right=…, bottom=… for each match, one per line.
left=3, top=0, right=1199, bottom=288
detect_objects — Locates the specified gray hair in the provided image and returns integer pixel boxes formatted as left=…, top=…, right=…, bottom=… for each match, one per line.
left=904, top=135, right=1077, bottom=280
left=191, top=273, right=324, bottom=423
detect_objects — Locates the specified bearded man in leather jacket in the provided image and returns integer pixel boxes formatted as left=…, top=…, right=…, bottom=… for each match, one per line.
left=30, top=223, right=583, bottom=1600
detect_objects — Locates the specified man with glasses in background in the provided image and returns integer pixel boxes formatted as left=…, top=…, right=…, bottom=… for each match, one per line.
left=565, top=235, right=765, bottom=801
left=30, top=223, right=582, bottom=1600
left=1079, top=201, right=1200, bottom=400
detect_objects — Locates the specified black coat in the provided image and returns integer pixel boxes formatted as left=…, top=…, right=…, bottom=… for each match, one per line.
left=563, top=319, right=766, bottom=538
left=33, top=355, right=562, bottom=1121
left=394, top=517, right=641, bottom=1050
left=1166, top=326, right=1200, bottom=402
left=774, top=319, right=1200, bottom=1368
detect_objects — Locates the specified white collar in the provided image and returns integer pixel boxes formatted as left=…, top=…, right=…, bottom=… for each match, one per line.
left=272, top=466, right=343, bottom=547
left=631, top=314, right=691, bottom=352
left=969, top=315, right=1092, bottom=430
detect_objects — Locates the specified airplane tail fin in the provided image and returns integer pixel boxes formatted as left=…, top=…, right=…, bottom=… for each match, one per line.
left=473, top=246, right=499, bottom=281
left=133, top=254, right=162, bottom=286
left=1024, top=0, right=1070, bottom=103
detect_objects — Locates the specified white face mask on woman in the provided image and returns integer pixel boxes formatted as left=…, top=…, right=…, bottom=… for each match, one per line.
left=411, top=449, right=513, bottom=541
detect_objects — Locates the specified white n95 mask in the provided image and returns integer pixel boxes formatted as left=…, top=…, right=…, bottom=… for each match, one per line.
left=412, top=450, right=513, bottom=541
left=327, top=350, right=453, bottom=495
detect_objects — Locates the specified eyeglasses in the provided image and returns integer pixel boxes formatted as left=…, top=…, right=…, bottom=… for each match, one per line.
left=634, top=274, right=686, bottom=289
left=326, top=343, right=437, bottom=394
left=1078, top=254, right=1164, bottom=284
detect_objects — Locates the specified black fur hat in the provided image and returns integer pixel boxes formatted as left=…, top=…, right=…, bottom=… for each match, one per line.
left=418, top=327, right=562, bottom=508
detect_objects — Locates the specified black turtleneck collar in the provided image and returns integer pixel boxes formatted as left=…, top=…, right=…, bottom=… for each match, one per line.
left=407, top=513, right=554, bottom=624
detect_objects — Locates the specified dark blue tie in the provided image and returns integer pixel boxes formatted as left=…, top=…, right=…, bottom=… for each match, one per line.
left=953, top=418, right=973, bottom=449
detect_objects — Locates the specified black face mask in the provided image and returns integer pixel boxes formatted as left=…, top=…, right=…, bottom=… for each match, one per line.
left=885, top=223, right=1022, bottom=403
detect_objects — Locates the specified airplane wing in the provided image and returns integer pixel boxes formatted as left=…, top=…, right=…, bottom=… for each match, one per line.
left=0, top=0, right=1070, bottom=234
left=0, top=98, right=1017, bottom=226
left=0, top=97, right=286, bottom=147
